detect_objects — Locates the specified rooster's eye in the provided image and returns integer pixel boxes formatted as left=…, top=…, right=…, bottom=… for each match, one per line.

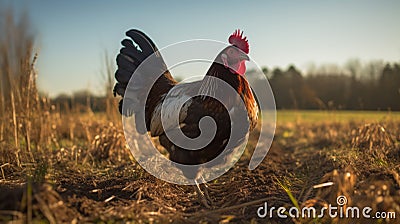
left=227, top=48, right=238, bottom=57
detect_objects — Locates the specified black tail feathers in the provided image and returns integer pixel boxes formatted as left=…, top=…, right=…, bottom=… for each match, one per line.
left=113, top=29, right=163, bottom=118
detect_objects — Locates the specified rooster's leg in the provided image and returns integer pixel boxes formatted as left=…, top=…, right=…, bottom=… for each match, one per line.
left=200, top=175, right=224, bottom=193
left=194, top=179, right=211, bottom=208
left=199, top=176, right=213, bottom=202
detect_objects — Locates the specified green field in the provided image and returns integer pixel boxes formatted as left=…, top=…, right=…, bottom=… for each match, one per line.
left=277, top=110, right=400, bottom=123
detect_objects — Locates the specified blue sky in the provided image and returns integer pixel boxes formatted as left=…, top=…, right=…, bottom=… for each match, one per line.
left=2, top=0, right=400, bottom=97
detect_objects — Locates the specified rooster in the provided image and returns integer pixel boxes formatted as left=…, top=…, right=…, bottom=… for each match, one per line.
left=113, top=29, right=258, bottom=206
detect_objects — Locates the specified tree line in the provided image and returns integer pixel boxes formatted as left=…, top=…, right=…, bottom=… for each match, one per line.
left=264, top=62, right=400, bottom=110
left=51, top=61, right=400, bottom=112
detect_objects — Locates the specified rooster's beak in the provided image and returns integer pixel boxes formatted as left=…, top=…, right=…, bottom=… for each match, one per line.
left=240, top=53, right=249, bottom=61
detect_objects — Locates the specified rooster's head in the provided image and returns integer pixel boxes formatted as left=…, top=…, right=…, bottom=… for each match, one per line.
left=220, top=29, right=250, bottom=76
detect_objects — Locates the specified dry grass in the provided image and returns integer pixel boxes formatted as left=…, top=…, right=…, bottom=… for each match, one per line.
left=351, top=123, right=396, bottom=159
left=1, top=107, right=399, bottom=223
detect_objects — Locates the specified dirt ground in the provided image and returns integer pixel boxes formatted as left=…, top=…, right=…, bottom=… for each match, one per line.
left=0, top=117, right=399, bottom=223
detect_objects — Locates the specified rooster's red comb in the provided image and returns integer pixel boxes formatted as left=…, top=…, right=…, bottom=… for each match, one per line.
left=228, top=29, right=249, bottom=54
